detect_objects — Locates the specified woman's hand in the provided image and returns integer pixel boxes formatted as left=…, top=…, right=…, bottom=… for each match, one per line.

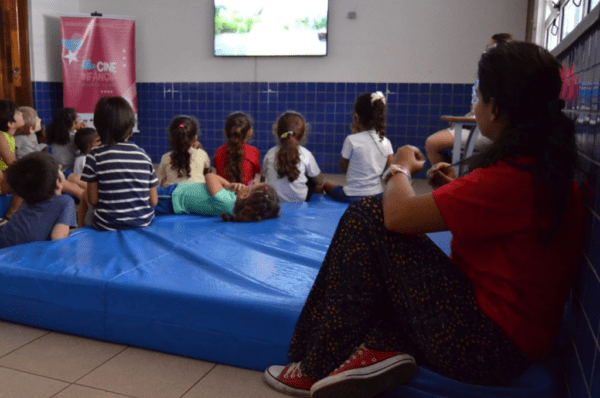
left=426, top=162, right=457, bottom=188
left=392, top=146, right=426, bottom=175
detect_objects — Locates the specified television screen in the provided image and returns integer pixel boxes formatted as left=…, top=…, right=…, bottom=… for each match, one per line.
left=214, top=0, right=328, bottom=57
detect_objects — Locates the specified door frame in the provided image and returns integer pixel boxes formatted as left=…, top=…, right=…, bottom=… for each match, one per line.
left=0, top=0, right=32, bottom=106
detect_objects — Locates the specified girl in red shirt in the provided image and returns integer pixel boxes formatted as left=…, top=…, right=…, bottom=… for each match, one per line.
left=213, top=112, right=261, bottom=186
left=265, top=42, right=583, bottom=398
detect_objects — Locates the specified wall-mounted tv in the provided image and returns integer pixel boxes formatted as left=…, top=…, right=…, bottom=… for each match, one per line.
left=214, top=0, right=328, bottom=57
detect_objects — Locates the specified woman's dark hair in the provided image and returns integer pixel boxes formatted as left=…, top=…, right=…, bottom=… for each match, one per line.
left=274, top=111, right=308, bottom=182
left=93, top=97, right=135, bottom=146
left=0, top=99, right=18, bottom=132
left=168, top=116, right=200, bottom=178
left=6, top=151, right=59, bottom=204
left=223, top=112, right=252, bottom=183
left=491, top=33, right=516, bottom=46
left=354, top=92, right=387, bottom=140
left=469, top=41, right=577, bottom=242
left=74, top=127, right=99, bottom=154
left=221, top=184, right=280, bottom=222
left=47, top=108, right=77, bottom=145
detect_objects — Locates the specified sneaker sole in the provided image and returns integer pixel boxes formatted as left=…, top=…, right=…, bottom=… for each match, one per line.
left=310, top=355, right=417, bottom=398
left=264, top=366, right=311, bottom=397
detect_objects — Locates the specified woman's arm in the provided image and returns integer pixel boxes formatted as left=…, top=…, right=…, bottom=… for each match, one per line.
left=87, top=182, right=99, bottom=206
left=383, top=146, right=447, bottom=234
left=0, top=134, right=16, bottom=167
left=339, top=158, right=349, bottom=173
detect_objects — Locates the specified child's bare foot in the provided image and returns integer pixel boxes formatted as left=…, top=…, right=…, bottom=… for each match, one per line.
left=323, top=181, right=336, bottom=194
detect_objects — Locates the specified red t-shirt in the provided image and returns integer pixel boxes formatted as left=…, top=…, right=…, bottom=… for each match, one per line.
left=432, top=159, right=583, bottom=359
left=213, top=143, right=261, bottom=185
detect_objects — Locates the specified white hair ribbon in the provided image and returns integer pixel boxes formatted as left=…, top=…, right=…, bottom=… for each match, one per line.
left=371, top=91, right=386, bottom=105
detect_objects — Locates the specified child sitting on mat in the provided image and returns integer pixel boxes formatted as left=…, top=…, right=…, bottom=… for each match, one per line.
left=155, top=173, right=280, bottom=222
left=213, top=112, right=261, bottom=186
left=156, top=115, right=210, bottom=186
left=82, top=97, right=158, bottom=231
left=72, top=127, right=100, bottom=176
left=46, top=107, right=86, bottom=172
left=262, top=111, right=323, bottom=202
left=15, top=106, right=46, bottom=160
left=323, top=92, right=394, bottom=202
left=0, top=152, right=76, bottom=248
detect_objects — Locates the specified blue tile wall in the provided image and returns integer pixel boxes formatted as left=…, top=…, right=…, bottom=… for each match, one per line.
left=557, top=21, right=600, bottom=398
left=31, top=81, right=473, bottom=175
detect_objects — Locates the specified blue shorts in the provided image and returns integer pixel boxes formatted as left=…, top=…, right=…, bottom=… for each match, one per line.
left=155, top=185, right=178, bottom=215
left=327, top=185, right=382, bottom=203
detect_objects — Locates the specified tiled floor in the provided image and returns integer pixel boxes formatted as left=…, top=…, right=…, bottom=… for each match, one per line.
left=0, top=176, right=433, bottom=398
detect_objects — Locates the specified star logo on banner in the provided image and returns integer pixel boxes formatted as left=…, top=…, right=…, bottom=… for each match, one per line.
left=64, top=50, right=78, bottom=64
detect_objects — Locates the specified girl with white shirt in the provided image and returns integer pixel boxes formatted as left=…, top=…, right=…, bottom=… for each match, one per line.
left=324, top=92, right=394, bottom=202
left=262, top=111, right=323, bottom=202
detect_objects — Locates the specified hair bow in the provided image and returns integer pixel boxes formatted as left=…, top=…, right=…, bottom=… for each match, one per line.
left=280, top=131, right=294, bottom=139
left=371, top=91, right=386, bottom=105
left=179, top=123, right=185, bottom=128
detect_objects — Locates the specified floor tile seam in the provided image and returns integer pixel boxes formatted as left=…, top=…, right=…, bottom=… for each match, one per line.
left=71, top=345, right=131, bottom=384
left=177, top=363, right=218, bottom=398
left=0, top=329, right=51, bottom=359
left=66, top=383, right=139, bottom=398
left=0, top=363, right=71, bottom=384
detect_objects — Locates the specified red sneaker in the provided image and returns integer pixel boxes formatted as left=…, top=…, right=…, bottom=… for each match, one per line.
left=310, top=346, right=417, bottom=398
left=264, top=362, right=314, bottom=397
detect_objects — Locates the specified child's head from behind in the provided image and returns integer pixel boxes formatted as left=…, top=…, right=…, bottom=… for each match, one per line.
left=6, top=151, right=60, bottom=205
left=168, top=115, right=200, bottom=178
left=16, top=106, right=40, bottom=136
left=273, top=111, right=309, bottom=182
left=93, top=97, right=135, bottom=146
left=0, top=99, right=22, bottom=133
left=223, top=112, right=253, bottom=183
left=74, top=127, right=100, bottom=155
left=222, top=183, right=280, bottom=222
left=354, top=92, right=387, bottom=139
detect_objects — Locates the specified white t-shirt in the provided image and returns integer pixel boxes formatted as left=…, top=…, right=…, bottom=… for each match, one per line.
left=263, top=145, right=321, bottom=202
left=73, top=154, right=86, bottom=175
left=341, top=130, right=393, bottom=196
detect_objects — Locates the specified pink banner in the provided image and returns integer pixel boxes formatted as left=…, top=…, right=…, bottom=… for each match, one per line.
left=60, top=17, right=136, bottom=127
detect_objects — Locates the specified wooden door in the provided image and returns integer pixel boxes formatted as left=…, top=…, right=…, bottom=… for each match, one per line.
left=0, top=0, right=32, bottom=106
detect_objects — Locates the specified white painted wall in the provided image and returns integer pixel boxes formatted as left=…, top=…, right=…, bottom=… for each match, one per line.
left=30, top=0, right=527, bottom=83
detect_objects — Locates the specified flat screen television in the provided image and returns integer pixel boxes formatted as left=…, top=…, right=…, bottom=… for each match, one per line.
left=214, top=0, right=328, bottom=57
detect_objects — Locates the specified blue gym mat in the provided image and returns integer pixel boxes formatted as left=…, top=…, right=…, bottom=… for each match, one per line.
left=0, top=194, right=558, bottom=397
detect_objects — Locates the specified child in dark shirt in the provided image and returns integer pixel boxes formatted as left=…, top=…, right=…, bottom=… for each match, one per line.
left=0, top=152, right=77, bottom=248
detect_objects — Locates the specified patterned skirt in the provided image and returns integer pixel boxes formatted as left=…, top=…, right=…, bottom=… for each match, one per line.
left=288, top=196, right=532, bottom=385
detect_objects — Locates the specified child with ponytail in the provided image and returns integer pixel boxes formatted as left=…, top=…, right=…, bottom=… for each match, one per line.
left=324, top=92, right=394, bottom=202
left=213, top=112, right=261, bottom=186
left=263, top=111, right=323, bottom=202
left=156, top=116, right=210, bottom=186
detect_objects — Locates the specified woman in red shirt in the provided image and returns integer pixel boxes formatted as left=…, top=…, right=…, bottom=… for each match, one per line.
left=264, top=42, right=583, bottom=398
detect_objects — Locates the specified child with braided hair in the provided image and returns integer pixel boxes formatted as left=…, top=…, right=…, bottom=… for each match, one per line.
left=213, top=112, right=261, bottom=186
left=262, top=111, right=323, bottom=202
left=156, top=116, right=210, bottom=186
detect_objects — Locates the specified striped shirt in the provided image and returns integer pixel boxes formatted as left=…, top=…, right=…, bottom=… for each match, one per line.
left=82, top=142, right=158, bottom=231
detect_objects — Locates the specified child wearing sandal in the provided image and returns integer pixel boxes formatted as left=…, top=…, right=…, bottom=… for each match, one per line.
left=262, top=111, right=323, bottom=202
left=323, top=92, right=393, bottom=202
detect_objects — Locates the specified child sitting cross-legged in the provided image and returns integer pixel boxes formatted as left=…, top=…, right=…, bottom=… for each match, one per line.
left=0, top=152, right=76, bottom=248
left=155, top=173, right=280, bottom=222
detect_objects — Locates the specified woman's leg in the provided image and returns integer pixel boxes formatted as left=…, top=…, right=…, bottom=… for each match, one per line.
left=288, top=196, right=531, bottom=385
left=425, top=128, right=453, bottom=166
